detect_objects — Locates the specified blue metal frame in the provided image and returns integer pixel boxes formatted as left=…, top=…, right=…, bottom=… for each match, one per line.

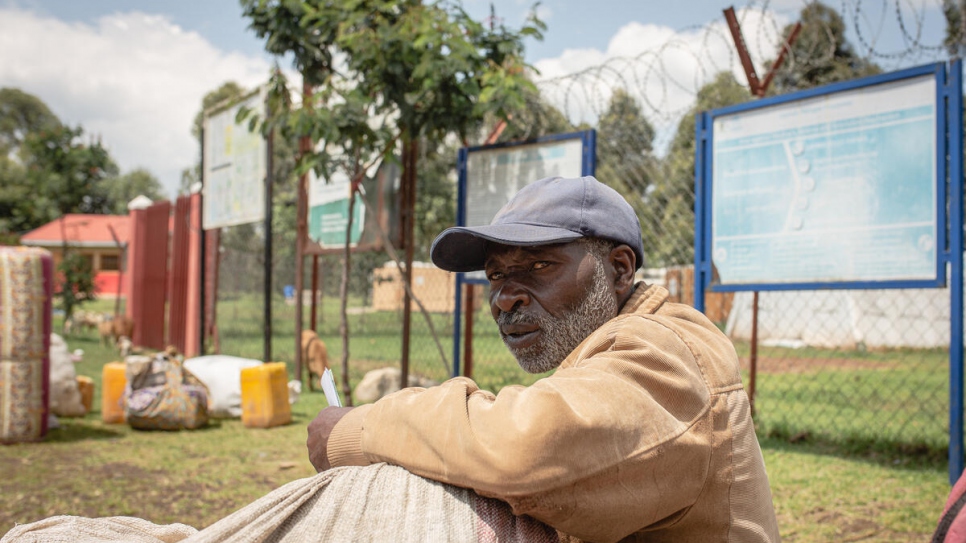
left=694, top=61, right=964, bottom=484
left=450, top=130, right=597, bottom=378
left=947, top=59, right=964, bottom=484
left=697, top=62, right=949, bottom=293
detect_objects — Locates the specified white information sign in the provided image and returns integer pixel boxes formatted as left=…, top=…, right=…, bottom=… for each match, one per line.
left=203, top=89, right=267, bottom=229
left=711, top=75, right=937, bottom=285
left=465, top=138, right=585, bottom=227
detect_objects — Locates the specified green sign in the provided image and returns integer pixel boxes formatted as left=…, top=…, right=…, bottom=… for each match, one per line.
left=308, top=190, right=365, bottom=248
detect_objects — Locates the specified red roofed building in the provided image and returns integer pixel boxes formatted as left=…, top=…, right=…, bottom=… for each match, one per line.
left=20, top=214, right=130, bottom=298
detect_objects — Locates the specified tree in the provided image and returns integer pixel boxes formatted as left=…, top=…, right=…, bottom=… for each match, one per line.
left=21, top=125, right=117, bottom=218
left=0, top=88, right=62, bottom=236
left=943, top=0, right=966, bottom=57
left=488, top=79, right=574, bottom=143
left=103, top=168, right=166, bottom=213
left=243, top=0, right=543, bottom=395
left=58, top=250, right=97, bottom=334
left=648, top=72, right=751, bottom=267
left=20, top=124, right=117, bottom=318
left=594, top=88, right=657, bottom=251
left=412, top=137, right=457, bottom=260
left=766, top=2, right=880, bottom=95
left=0, top=87, right=60, bottom=157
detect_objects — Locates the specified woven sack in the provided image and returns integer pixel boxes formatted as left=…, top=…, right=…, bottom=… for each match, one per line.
left=1, top=464, right=561, bottom=543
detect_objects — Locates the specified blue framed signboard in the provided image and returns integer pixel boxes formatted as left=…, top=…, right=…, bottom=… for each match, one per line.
left=705, top=66, right=942, bottom=290
left=695, top=60, right=963, bottom=483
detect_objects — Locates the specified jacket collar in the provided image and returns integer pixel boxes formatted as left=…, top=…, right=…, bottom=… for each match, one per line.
left=619, top=282, right=669, bottom=317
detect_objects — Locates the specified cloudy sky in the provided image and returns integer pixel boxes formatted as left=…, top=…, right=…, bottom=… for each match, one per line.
left=0, top=0, right=946, bottom=198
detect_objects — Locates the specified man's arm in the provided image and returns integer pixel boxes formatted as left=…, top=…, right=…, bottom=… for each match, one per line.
left=323, top=317, right=714, bottom=492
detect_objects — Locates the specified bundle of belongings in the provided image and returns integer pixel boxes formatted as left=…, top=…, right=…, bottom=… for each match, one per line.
left=124, top=349, right=209, bottom=431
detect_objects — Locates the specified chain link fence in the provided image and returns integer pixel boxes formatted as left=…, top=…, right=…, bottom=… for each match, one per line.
left=210, top=0, right=954, bottom=456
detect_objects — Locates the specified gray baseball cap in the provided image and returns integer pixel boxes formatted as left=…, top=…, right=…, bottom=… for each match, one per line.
left=430, top=175, right=644, bottom=273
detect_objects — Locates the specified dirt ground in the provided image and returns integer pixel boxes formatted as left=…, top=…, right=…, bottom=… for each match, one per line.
left=739, top=356, right=898, bottom=374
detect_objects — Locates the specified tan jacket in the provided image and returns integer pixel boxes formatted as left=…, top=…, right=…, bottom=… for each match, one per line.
left=328, top=284, right=780, bottom=542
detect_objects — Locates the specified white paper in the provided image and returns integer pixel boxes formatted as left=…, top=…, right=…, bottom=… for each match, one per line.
left=321, top=368, right=342, bottom=407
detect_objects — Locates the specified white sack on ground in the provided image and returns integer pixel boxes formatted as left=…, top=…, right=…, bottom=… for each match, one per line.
left=48, top=334, right=85, bottom=417
left=182, top=355, right=261, bottom=418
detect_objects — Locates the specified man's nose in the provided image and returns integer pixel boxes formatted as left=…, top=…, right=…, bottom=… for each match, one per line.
left=491, top=280, right=531, bottom=314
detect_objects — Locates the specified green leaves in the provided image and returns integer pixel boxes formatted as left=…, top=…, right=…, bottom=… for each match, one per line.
left=58, top=250, right=97, bottom=324
left=22, top=124, right=116, bottom=218
left=243, top=0, right=543, bottom=181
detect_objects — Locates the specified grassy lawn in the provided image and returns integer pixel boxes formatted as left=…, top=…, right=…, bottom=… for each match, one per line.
left=0, top=297, right=952, bottom=541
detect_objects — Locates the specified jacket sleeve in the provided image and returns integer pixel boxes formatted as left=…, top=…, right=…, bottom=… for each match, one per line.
left=327, top=314, right=717, bottom=541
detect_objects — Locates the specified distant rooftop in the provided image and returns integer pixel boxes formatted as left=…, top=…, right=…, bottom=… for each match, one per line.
left=20, top=214, right=130, bottom=249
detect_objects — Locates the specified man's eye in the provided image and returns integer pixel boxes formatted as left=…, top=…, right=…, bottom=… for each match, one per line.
left=531, top=261, right=550, bottom=271
left=487, top=271, right=504, bottom=281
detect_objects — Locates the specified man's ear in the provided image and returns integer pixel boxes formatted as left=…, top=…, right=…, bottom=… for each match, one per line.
left=609, top=244, right=636, bottom=299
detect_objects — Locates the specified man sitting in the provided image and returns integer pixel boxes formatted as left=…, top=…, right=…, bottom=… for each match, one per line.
left=308, top=175, right=780, bottom=542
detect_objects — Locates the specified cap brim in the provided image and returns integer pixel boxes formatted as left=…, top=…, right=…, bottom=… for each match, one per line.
left=430, top=224, right=583, bottom=272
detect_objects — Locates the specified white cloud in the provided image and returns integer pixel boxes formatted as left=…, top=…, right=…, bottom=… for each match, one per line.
left=532, top=7, right=788, bottom=154
left=0, top=7, right=272, bottom=198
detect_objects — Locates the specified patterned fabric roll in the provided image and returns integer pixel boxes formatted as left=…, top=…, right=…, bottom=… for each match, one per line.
left=0, top=246, right=52, bottom=444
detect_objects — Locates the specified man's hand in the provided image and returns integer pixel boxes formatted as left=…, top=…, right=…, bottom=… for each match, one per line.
left=306, top=406, right=354, bottom=472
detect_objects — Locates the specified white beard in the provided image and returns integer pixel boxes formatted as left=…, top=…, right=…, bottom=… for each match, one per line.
left=497, top=257, right=618, bottom=374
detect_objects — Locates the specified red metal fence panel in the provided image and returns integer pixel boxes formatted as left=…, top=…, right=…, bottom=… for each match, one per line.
left=167, top=195, right=190, bottom=354
left=127, top=200, right=170, bottom=351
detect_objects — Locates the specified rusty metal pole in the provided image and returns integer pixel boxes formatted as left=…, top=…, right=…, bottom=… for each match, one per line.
left=750, top=291, right=759, bottom=416
left=723, top=7, right=761, bottom=96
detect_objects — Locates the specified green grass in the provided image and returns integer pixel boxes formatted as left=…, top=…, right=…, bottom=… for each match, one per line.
left=0, top=296, right=952, bottom=540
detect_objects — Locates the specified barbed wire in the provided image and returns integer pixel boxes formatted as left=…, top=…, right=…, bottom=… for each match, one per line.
left=534, top=0, right=949, bottom=147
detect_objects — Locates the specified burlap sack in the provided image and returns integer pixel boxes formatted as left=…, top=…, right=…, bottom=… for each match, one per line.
left=2, top=464, right=560, bottom=543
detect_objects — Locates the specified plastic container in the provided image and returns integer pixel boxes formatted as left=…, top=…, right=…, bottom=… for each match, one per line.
left=240, top=362, right=291, bottom=428
left=76, top=375, right=94, bottom=415
left=101, top=362, right=127, bottom=423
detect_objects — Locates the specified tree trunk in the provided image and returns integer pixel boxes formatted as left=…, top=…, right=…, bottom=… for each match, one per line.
left=339, top=177, right=358, bottom=406
left=400, top=135, right=419, bottom=390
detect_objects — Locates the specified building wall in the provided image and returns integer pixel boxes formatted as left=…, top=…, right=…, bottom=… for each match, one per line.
left=45, top=246, right=126, bottom=298
left=371, top=262, right=485, bottom=313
